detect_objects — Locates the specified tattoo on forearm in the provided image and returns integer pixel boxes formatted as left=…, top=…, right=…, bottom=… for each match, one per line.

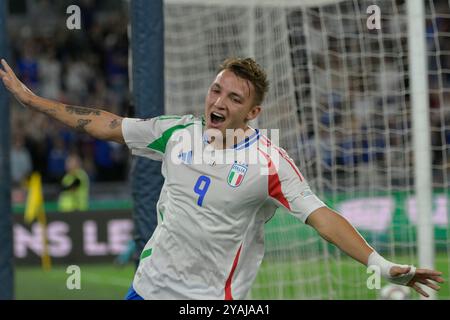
left=65, top=105, right=101, bottom=116
left=109, top=119, right=121, bottom=130
left=76, top=119, right=92, bottom=132
left=43, top=109, right=57, bottom=116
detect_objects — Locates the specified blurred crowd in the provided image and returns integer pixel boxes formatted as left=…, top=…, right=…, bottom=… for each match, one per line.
left=9, top=0, right=130, bottom=188
left=289, top=1, right=450, bottom=189
left=7, top=0, right=450, bottom=195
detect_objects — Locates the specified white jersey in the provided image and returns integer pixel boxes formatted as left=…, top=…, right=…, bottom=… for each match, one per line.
left=122, top=115, right=326, bottom=300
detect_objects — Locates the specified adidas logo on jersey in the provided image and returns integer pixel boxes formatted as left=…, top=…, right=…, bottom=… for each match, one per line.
left=178, top=150, right=193, bottom=165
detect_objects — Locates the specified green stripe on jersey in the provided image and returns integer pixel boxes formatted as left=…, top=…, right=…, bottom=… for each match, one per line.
left=147, top=122, right=195, bottom=153
left=140, top=248, right=153, bottom=260
left=157, top=115, right=183, bottom=120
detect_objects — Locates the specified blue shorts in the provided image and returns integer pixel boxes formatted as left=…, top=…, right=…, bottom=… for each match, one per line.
left=124, top=285, right=144, bottom=300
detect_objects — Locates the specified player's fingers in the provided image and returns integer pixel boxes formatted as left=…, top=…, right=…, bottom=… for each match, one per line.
left=425, top=275, right=445, bottom=283
left=0, top=71, right=10, bottom=83
left=416, top=269, right=443, bottom=276
left=412, top=284, right=429, bottom=298
left=417, top=279, right=440, bottom=291
left=1, top=59, right=10, bottom=72
left=1, top=75, right=11, bottom=86
left=1, top=59, right=17, bottom=79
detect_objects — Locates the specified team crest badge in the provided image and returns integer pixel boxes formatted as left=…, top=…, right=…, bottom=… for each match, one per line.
left=227, top=163, right=248, bottom=188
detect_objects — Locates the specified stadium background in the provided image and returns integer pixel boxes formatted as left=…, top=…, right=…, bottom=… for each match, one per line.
left=0, top=0, right=449, bottom=299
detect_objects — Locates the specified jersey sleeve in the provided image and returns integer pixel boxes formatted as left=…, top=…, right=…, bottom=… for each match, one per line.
left=122, top=115, right=195, bottom=161
left=262, top=146, right=326, bottom=223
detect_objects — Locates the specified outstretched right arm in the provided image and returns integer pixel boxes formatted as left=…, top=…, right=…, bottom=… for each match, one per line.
left=0, top=59, right=124, bottom=144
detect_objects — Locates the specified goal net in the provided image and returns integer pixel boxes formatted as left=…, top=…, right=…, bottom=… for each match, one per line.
left=163, top=0, right=450, bottom=299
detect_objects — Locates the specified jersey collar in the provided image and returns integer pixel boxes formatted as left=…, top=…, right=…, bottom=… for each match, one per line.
left=202, top=127, right=260, bottom=150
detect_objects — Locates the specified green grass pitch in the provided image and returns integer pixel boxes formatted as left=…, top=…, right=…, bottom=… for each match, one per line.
left=15, top=253, right=449, bottom=300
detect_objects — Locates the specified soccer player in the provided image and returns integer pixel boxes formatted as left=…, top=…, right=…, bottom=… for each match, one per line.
left=1, top=57, right=444, bottom=299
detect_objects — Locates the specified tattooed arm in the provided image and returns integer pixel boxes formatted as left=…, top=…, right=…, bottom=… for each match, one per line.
left=0, top=59, right=124, bottom=144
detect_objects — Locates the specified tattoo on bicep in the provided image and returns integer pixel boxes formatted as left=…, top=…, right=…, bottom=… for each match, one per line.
left=65, top=105, right=101, bottom=116
left=76, top=119, right=92, bottom=132
left=109, top=119, right=121, bottom=130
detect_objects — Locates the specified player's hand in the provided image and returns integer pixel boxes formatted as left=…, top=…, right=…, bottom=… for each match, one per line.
left=0, top=58, right=36, bottom=107
left=390, top=266, right=445, bottom=298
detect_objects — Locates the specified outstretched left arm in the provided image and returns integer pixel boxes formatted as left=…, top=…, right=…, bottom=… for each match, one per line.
left=306, top=206, right=373, bottom=265
left=306, top=207, right=445, bottom=297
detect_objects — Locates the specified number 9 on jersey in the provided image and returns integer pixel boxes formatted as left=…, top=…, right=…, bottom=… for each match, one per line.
left=193, top=176, right=211, bottom=207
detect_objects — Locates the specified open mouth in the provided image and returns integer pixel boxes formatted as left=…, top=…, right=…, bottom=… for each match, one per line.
left=210, top=111, right=226, bottom=125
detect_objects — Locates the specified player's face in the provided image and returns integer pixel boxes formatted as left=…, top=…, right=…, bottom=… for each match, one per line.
left=205, top=70, right=261, bottom=135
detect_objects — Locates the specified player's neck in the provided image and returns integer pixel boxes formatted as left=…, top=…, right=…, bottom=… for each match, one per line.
left=210, top=126, right=255, bottom=150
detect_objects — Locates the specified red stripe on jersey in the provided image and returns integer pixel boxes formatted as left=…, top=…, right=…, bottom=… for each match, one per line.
left=260, top=135, right=304, bottom=181
left=279, top=150, right=304, bottom=181
left=259, top=135, right=270, bottom=147
left=224, top=245, right=243, bottom=300
left=258, top=148, right=291, bottom=210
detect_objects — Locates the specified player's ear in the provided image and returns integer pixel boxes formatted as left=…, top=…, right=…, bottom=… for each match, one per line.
left=246, top=105, right=261, bottom=122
